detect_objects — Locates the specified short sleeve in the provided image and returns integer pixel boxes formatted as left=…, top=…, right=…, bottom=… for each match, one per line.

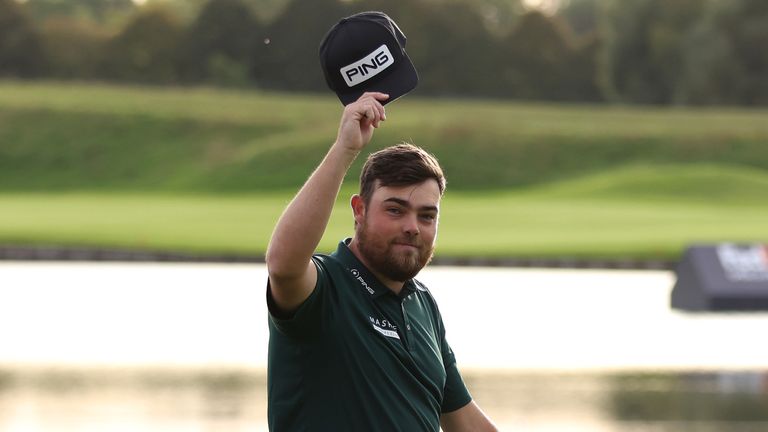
left=266, top=256, right=329, bottom=338
left=440, top=337, right=472, bottom=413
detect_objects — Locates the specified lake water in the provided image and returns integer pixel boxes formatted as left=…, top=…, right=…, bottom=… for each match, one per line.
left=2, top=262, right=768, bottom=431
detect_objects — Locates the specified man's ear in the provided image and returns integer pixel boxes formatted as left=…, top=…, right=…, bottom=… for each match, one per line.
left=351, top=195, right=365, bottom=226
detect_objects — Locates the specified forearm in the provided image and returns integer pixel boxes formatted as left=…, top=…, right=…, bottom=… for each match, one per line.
left=266, top=92, right=387, bottom=293
left=266, top=143, right=359, bottom=278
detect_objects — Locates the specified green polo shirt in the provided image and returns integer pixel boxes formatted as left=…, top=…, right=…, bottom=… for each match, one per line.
left=267, top=239, right=472, bottom=431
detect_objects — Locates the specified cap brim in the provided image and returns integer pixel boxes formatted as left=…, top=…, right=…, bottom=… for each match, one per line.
left=336, top=54, right=418, bottom=106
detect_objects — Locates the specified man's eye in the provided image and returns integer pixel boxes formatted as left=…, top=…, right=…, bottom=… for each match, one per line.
left=387, top=208, right=402, bottom=215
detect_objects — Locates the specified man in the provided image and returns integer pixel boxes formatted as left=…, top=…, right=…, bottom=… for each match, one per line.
left=266, top=92, right=498, bottom=431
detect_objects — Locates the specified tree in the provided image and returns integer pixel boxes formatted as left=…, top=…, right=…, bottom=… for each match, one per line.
left=39, top=18, right=110, bottom=79
left=253, top=0, right=346, bottom=91
left=717, top=0, right=768, bottom=105
left=0, top=0, right=45, bottom=77
left=23, top=0, right=135, bottom=26
left=564, top=32, right=602, bottom=102
left=559, top=0, right=599, bottom=36
left=598, top=0, right=708, bottom=104
left=177, top=0, right=262, bottom=86
left=409, top=1, right=499, bottom=97
left=456, top=0, right=525, bottom=36
left=353, top=0, right=498, bottom=98
left=99, top=6, right=184, bottom=84
left=672, top=0, right=743, bottom=105
left=499, top=11, right=579, bottom=100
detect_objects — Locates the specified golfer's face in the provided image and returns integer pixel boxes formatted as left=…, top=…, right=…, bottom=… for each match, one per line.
left=357, top=179, right=440, bottom=281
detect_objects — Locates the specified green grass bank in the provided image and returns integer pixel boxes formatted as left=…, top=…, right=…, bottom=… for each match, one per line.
left=1, top=81, right=766, bottom=260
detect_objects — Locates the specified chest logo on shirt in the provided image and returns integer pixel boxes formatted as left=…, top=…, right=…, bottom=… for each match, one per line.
left=369, top=316, right=400, bottom=340
left=349, top=268, right=375, bottom=295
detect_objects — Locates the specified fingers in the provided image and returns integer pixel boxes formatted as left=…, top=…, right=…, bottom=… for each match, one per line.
left=359, top=91, right=390, bottom=105
left=336, top=93, right=390, bottom=151
left=353, top=92, right=389, bottom=127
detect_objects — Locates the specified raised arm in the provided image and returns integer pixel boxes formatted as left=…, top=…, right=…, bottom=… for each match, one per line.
left=265, top=92, right=388, bottom=314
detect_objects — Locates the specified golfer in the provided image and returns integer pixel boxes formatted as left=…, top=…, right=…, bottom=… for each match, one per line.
left=266, top=92, right=498, bottom=431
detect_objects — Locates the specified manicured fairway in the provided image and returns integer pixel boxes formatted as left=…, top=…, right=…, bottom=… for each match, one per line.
left=1, top=188, right=765, bottom=260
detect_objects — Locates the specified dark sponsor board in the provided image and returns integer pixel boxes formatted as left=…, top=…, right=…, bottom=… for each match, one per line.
left=672, top=244, right=768, bottom=311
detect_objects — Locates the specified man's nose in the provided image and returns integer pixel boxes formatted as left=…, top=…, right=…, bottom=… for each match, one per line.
left=403, top=214, right=420, bottom=236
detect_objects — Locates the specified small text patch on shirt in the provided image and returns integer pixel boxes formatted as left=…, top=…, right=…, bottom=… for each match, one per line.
left=370, top=316, right=400, bottom=340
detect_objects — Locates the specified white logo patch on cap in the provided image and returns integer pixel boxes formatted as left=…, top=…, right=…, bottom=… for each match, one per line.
left=340, top=44, right=394, bottom=88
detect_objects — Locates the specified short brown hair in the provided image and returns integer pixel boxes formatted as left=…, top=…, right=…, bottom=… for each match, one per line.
left=359, top=143, right=446, bottom=203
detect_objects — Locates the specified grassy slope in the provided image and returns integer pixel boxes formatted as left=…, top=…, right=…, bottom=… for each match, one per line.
left=1, top=81, right=767, bottom=259
left=2, top=81, right=768, bottom=192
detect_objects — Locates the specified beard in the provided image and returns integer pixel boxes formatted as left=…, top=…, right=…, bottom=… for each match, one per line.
left=356, top=219, right=435, bottom=282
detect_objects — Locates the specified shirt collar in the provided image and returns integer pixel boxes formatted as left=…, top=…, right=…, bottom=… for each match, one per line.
left=332, top=238, right=417, bottom=299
